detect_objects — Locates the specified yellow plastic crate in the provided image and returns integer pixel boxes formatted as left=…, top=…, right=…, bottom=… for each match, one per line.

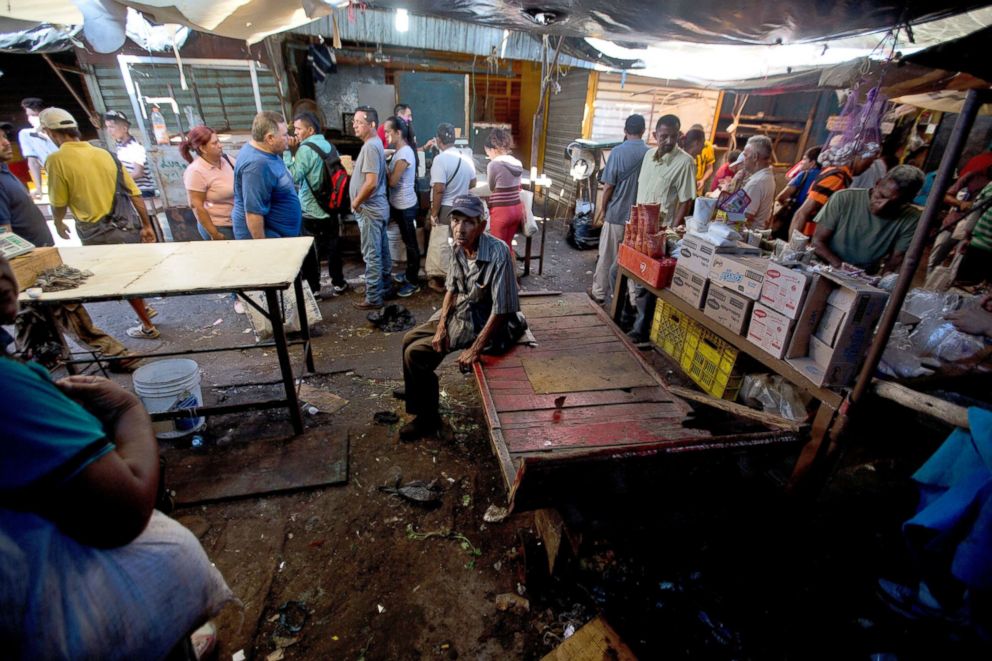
left=650, top=300, right=691, bottom=361
left=679, top=322, right=743, bottom=400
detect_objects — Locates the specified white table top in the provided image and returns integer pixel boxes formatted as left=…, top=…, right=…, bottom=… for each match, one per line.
left=19, top=237, right=313, bottom=303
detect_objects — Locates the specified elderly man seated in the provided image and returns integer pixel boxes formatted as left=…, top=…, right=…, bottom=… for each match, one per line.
left=812, top=164, right=925, bottom=274
left=397, top=194, right=525, bottom=441
left=0, top=255, right=234, bottom=659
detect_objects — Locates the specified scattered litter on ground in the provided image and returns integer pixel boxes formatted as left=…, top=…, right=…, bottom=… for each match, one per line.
left=232, top=651, right=245, bottom=661
left=377, top=604, right=385, bottom=614
left=484, top=504, right=510, bottom=523
left=298, top=384, right=348, bottom=414
left=495, top=592, right=530, bottom=613
left=406, top=524, right=482, bottom=566
left=366, top=304, right=416, bottom=332
left=276, top=600, right=308, bottom=634
left=265, top=649, right=285, bottom=661
left=379, top=479, right=442, bottom=504
left=373, top=411, right=400, bottom=425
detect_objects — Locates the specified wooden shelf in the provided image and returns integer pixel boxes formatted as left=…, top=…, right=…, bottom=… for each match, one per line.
left=619, top=266, right=845, bottom=409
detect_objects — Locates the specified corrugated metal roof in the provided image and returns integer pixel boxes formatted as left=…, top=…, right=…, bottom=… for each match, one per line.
left=293, top=8, right=597, bottom=70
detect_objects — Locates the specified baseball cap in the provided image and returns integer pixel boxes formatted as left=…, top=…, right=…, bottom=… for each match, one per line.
left=104, top=110, right=130, bottom=124
left=38, top=108, right=78, bottom=130
left=449, top=194, right=485, bottom=219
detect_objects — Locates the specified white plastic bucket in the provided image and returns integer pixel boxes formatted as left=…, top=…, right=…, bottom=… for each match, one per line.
left=132, top=359, right=205, bottom=439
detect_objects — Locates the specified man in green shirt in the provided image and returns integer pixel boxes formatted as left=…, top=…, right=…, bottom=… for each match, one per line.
left=285, top=111, right=347, bottom=297
left=955, top=181, right=992, bottom=284
left=812, top=164, right=924, bottom=274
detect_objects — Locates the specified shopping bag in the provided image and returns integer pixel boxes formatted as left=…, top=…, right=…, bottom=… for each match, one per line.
left=924, top=252, right=963, bottom=292
left=520, top=189, right=539, bottom=238
left=425, top=223, right=452, bottom=277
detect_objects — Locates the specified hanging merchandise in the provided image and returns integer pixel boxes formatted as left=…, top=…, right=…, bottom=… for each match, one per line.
left=150, top=106, right=169, bottom=145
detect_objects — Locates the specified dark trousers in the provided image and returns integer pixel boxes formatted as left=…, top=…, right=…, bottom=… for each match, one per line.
left=402, top=320, right=449, bottom=422
left=391, top=204, right=420, bottom=282
left=302, top=214, right=345, bottom=292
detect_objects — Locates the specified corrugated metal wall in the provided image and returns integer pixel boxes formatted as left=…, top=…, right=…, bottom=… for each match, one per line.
left=92, top=63, right=282, bottom=136
left=544, top=69, right=590, bottom=211
left=294, top=9, right=594, bottom=70
left=591, top=74, right=721, bottom=144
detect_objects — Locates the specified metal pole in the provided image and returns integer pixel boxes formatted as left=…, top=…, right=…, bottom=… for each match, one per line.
left=848, top=89, right=989, bottom=411
left=249, top=60, right=263, bottom=113
left=118, top=54, right=150, bottom=146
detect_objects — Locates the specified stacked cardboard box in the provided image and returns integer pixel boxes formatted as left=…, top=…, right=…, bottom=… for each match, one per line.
left=785, top=272, right=888, bottom=387
left=745, top=263, right=814, bottom=359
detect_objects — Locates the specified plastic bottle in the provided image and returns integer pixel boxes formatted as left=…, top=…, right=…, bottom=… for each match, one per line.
left=151, top=106, right=169, bottom=145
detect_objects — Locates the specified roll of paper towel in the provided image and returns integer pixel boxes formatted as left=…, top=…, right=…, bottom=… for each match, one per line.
left=693, top=197, right=718, bottom=222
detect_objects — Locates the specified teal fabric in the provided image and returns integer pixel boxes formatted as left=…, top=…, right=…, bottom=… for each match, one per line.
left=284, top=135, right=333, bottom=220
left=905, top=407, right=992, bottom=590
left=0, top=359, right=112, bottom=491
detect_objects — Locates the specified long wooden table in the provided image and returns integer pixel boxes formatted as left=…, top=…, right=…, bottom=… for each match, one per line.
left=19, top=238, right=316, bottom=434
left=475, top=293, right=800, bottom=509
left=612, top=265, right=846, bottom=488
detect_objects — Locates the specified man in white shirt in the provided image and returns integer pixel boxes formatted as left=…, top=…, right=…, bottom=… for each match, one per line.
left=17, top=98, right=59, bottom=199
left=741, top=135, right=776, bottom=230
left=426, top=122, right=476, bottom=291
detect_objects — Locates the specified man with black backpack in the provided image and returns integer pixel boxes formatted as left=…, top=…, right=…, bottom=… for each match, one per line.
left=285, top=112, right=348, bottom=297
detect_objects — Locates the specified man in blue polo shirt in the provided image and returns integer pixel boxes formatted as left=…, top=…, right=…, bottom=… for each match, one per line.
left=232, top=112, right=302, bottom=240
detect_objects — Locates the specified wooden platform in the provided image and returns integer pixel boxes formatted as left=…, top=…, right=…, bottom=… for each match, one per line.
left=474, top=293, right=800, bottom=509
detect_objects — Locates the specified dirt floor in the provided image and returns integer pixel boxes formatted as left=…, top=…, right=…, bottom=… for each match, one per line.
left=72, top=221, right=989, bottom=660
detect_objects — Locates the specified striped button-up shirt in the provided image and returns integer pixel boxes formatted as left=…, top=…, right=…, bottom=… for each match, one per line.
left=433, top=232, right=520, bottom=349
left=115, top=136, right=156, bottom=194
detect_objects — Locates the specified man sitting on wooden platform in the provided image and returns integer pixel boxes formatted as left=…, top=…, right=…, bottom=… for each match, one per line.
left=397, top=194, right=525, bottom=441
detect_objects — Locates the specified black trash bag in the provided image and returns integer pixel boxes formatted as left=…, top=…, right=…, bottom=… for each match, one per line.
left=367, top=303, right=416, bottom=333
left=566, top=212, right=600, bottom=250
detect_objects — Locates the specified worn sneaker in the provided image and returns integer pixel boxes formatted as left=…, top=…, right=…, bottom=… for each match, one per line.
left=145, top=305, right=158, bottom=319
left=397, top=282, right=420, bottom=298
left=392, top=273, right=408, bottom=284
left=353, top=300, right=383, bottom=311
left=332, top=282, right=350, bottom=295
left=126, top=325, right=160, bottom=339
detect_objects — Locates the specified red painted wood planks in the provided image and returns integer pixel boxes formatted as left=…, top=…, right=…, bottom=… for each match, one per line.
left=498, top=402, right=688, bottom=430
left=491, top=387, right=677, bottom=412
left=502, top=418, right=709, bottom=453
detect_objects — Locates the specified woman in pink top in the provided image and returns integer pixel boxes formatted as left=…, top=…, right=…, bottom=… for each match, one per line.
left=484, top=128, right=524, bottom=248
left=180, top=126, right=235, bottom=240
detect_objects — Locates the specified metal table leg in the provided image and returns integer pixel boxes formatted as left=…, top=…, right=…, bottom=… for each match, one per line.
left=538, top=193, right=549, bottom=276
left=265, top=288, right=304, bottom=435
left=293, top=274, right=316, bottom=373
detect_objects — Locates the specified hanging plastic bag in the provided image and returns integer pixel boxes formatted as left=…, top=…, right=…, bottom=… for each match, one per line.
left=520, top=189, right=538, bottom=238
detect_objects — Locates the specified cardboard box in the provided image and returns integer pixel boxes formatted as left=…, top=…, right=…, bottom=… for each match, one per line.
left=708, top=254, right=768, bottom=301
left=669, top=264, right=709, bottom=309
left=703, top=285, right=754, bottom=335
left=760, top=264, right=812, bottom=319
left=813, top=304, right=847, bottom=346
left=747, top=303, right=796, bottom=359
left=678, top=235, right=759, bottom=278
left=786, top=272, right=889, bottom=387
left=10, top=247, right=62, bottom=291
